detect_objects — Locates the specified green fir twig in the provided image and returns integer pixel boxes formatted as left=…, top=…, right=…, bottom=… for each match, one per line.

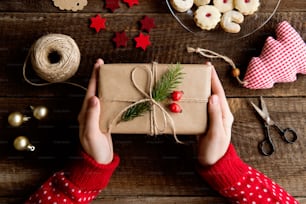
left=152, top=63, right=184, bottom=102
left=121, top=63, right=184, bottom=122
left=121, top=101, right=151, bottom=121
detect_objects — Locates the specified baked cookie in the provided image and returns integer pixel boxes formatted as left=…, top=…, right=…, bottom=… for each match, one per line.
left=234, top=0, right=260, bottom=15
left=194, top=0, right=211, bottom=6
left=194, top=5, right=221, bottom=30
left=170, top=0, right=194, bottom=12
left=221, top=10, right=244, bottom=33
left=53, top=0, right=88, bottom=11
left=213, top=0, right=234, bottom=13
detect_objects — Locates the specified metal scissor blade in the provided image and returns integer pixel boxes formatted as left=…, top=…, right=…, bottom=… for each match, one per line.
left=250, top=101, right=268, bottom=122
left=259, top=96, right=269, bottom=117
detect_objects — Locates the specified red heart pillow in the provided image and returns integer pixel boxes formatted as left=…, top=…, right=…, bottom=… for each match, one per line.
left=243, top=21, right=306, bottom=89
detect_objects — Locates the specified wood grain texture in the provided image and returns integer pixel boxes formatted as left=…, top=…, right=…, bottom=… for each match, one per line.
left=0, top=12, right=305, bottom=97
left=0, top=0, right=305, bottom=12
left=0, top=0, right=305, bottom=203
left=0, top=98, right=305, bottom=203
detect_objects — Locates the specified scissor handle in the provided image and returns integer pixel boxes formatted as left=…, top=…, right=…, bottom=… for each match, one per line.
left=259, top=125, right=275, bottom=156
left=274, top=126, right=298, bottom=143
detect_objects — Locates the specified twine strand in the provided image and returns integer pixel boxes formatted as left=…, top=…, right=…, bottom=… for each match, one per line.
left=187, top=47, right=247, bottom=85
left=107, top=64, right=182, bottom=143
left=23, top=34, right=86, bottom=91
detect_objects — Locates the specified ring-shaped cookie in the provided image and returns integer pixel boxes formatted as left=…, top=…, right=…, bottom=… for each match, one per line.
left=213, top=0, right=234, bottom=13
left=194, top=0, right=211, bottom=6
left=170, top=0, right=194, bottom=12
left=221, top=10, right=244, bottom=33
left=235, top=0, right=260, bottom=15
left=194, top=5, right=221, bottom=30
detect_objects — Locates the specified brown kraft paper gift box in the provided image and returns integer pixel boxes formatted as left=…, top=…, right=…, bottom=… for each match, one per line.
left=98, top=62, right=212, bottom=136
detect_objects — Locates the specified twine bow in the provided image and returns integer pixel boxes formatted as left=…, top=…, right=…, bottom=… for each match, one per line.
left=107, top=62, right=182, bottom=143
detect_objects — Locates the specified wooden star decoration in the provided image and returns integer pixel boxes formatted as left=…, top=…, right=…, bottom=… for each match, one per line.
left=140, top=15, right=155, bottom=33
left=105, top=0, right=120, bottom=12
left=90, top=14, right=107, bottom=32
left=113, top=31, right=129, bottom=48
left=134, top=32, right=151, bottom=51
left=123, top=0, right=139, bottom=8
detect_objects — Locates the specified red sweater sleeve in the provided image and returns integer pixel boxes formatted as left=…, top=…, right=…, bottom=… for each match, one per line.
left=197, top=144, right=299, bottom=204
left=26, top=152, right=120, bottom=204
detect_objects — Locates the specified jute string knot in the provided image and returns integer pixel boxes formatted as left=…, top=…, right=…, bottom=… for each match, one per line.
left=187, top=47, right=247, bottom=85
left=107, top=63, right=182, bottom=143
left=23, top=33, right=86, bottom=90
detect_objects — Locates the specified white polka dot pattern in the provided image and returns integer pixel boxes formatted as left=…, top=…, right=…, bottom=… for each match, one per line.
left=198, top=144, right=299, bottom=204
left=221, top=167, right=298, bottom=204
left=25, top=172, right=100, bottom=204
left=25, top=153, right=119, bottom=204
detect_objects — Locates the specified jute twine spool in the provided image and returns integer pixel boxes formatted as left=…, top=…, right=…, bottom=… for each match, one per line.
left=23, top=33, right=86, bottom=90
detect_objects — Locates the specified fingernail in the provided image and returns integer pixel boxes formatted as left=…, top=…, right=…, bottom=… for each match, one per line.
left=205, top=61, right=212, bottom=65
left=89, top=97, right=97, bottom=107
left=96, top=58, right=103, bottom=65
left=210, top=95, right=219, bottom=105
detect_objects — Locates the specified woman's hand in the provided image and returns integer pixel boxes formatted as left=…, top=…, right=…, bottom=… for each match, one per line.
left=78, top=59, right=114, bottom=164
left=197, top=66, right=234, bottom=166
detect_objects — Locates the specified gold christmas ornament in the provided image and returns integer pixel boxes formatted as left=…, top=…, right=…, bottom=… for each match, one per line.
left=13, top=136, right=35, bottom=151
left=8, top=112, right=31, bottom=127
left=31, top=106, right=48, bottom=120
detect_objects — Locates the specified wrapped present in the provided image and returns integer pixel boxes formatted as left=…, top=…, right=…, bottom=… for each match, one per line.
left=98, top=62, right=212, bottom=140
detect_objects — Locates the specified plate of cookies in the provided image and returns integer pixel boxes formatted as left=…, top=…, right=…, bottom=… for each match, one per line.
left=166, top=0, right=281, bottom=39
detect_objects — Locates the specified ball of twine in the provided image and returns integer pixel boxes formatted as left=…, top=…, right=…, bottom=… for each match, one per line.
left=30, top=34, right=81, bottom=83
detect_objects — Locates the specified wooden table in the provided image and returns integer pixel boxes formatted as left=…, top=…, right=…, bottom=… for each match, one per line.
left=0, top=1, right=305, bottom=203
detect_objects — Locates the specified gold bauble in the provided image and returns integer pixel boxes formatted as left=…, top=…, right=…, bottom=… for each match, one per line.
left=32, top=106, right=48, bottom=120
left=13, top=136, right=35, bottom=151
left=8, top=112, right=30, bottom=127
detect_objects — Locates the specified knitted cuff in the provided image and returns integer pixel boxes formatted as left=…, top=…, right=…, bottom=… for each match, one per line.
left=197, top=143, right=249, bottom=191
left=66, top=152, right=120, bottom=191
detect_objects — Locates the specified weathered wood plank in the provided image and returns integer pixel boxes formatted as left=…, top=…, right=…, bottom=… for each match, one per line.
left=0, top=0, right=304, bottom=12
left=0, top=97, right=304, bottom=202
left=0, top=12, right=305, bottom=97
left=0, top=196, right=305, bottom=204
left=93, top=196, right=227, bottom=204
left=0, top=1, right=305, bottom=203
left=94, top=196, right=306, bottom=204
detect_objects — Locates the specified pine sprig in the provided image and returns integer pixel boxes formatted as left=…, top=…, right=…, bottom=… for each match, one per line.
left=152, top=63, right=184, bottom=101
left=121, top=63, right=184, bottom=122
left=121, top=101, right=151, bottom=121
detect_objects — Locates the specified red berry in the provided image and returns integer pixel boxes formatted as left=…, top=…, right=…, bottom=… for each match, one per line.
left=171, top=91, right=184, bottom=101
left=169, top=103, right=182, bottom=113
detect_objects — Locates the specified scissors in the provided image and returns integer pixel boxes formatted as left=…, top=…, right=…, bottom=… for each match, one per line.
left=250, top=96, right=298, bottom=156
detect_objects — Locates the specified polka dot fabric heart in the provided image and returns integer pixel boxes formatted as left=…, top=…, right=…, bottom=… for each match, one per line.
left=243, top=21, right=306, bottom=89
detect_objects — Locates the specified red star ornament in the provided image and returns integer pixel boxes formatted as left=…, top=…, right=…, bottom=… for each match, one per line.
left=113, top=31, right=129, bottom=48
left=90, top=14, right=107, bottom=33
left=140, top=15, right=155, bottom=32
left=123, top=0, right=139, bottom=7
left=134, top=32, right=151, bottom=51
left=105, top=0, right=120, bottom=12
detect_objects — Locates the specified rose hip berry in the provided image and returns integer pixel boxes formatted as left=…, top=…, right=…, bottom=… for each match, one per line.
left=171, top=91, right=184, bottom=101
left=169, top=103, right=182, bottom=113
